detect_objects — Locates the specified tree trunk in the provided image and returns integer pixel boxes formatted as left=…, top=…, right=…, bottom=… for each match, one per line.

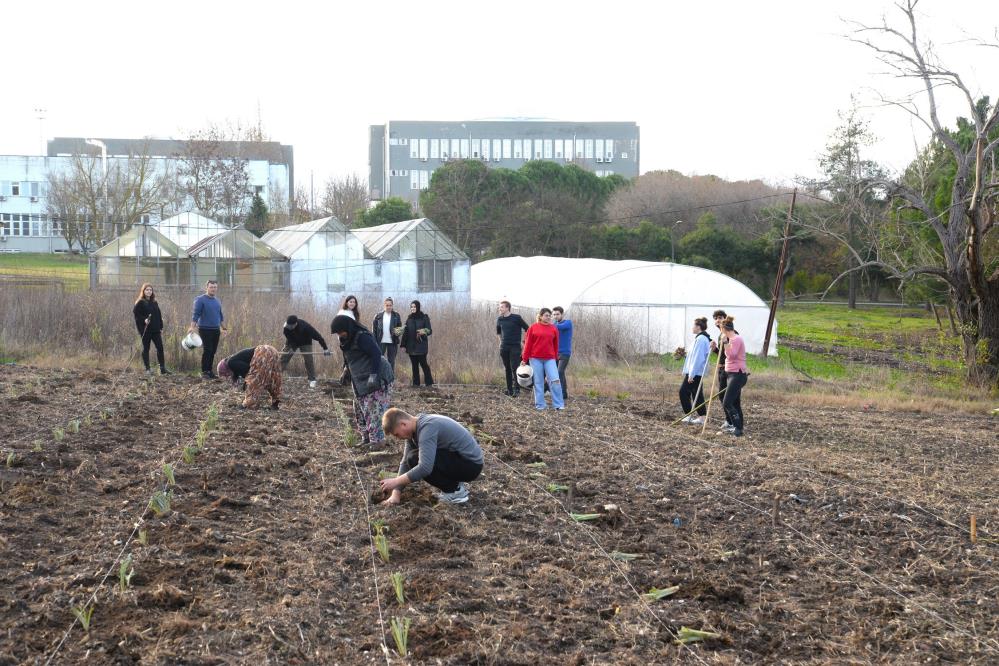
left=973, top=282, right=999, bottom=388
left=847, top=215, right=857, bottom=309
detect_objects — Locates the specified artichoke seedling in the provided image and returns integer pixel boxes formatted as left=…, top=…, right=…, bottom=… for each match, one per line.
left=610, top=551, right=640, bottom=562
left=375, top=534, right=390, bottom=563
left=53, top=427, right=65, bottom=442
left=546, top=483, right=569, bottom=493
left=67, top=419, right=80, bottom=434
left=162, top=463, right=176, bottom=486
left=183, top=446, right=198, bottom=464
left=138, top=530, right=148, bottom=546
left=569, top=513, right=601, bottom=522
left=642, top=585, right=679, bottom=602
left=389, top=616, right=410, bottom=657
left=72, top=604, right=94, bottom=632
left=390, top=572, right=405, bottom=605
left=675, top=626, right=720, bottom=644
left=149, top=490, right=172, bottom=516
left=118, top=555, right=134, bottom=593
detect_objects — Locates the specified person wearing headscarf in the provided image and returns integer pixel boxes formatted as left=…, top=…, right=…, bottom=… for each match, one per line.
left=331, top=314, right=393, bottom=445
left=217, top=345, right=282, bottom=410
left=400, top=300, right=434, bottom=387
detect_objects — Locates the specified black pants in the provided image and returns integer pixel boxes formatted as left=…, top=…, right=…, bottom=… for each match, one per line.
left=381, top=343, right=398, bottom=371
left=405, top=448, right=482, bottom=493
left=141, top=331, right=165, bottom=371
left=409, top=354, right=433, bottom=386
left=199, top=327, right=221, bottom=375
left=722, top=371, right=747, bottom=430
left=557, top=353, right=571, bottom=400
left=679, top=374, right=706, bottom=416
left=500, top=345, right=521, bottom=392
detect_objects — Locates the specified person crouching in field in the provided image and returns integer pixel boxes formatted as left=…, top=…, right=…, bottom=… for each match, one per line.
left=522, top=308, right=564, bottom=410
left=132, top=283, right=170, bottom=375
left=719, top=316, right=748, bottom=437
left=217, top=345, right=282, bottom=410
left=332, top=314, right=393, bottom=446
left=379, top=408, right=484, bottom=505
left=680, top=316, right=711, bottom=425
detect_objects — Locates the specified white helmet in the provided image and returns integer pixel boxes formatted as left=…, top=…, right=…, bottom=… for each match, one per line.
left=182, top=331, right=203, bottom=351
left=516, top=364, right=534, bottom=389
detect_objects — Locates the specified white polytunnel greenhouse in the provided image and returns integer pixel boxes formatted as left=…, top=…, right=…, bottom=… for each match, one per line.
left=471, top=256, right=777, bottom=356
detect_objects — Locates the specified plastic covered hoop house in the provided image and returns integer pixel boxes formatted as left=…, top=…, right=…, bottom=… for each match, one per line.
left=471, top=256, right=777, bottom=356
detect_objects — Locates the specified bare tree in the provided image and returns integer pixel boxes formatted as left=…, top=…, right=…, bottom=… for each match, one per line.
left=319, top=173, right=368, bottom=227
left=46, top=142, right=173, bottom=250
left=841, top=0, right=999, bottom=384
left=177, top=121, right=260, bottom=225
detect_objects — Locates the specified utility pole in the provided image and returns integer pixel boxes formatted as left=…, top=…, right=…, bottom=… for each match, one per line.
left=761, top=189, right=796, bottom=357
left=34, top=108, right=46, bottom=155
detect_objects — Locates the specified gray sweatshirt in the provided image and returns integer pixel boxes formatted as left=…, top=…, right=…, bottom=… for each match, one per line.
left=399, top=414, right=484, bottom=482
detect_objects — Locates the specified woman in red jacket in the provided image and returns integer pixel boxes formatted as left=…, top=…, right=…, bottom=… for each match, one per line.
left=521, top=308, right=564, bottom=410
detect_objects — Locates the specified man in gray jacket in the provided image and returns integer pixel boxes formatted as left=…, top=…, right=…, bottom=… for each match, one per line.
left=379, top=408, right=484, bottom=505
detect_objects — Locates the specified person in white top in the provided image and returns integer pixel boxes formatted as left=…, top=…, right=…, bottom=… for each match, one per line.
left=337, top=294, right=360, bottom=321
left=371, top=297, right=403, bottom=371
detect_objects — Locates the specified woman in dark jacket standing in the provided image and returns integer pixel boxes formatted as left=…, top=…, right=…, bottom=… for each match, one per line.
left=132, top=283, right=169, bottom=375
left=401, top=300, right=433, bottom=387
left=331, top=314, right=393, bottom=445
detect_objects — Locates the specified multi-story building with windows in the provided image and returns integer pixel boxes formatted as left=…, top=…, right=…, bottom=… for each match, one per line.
left=368, top=119, right=639, bottom=206
left=0, top=137, right=294, bottom=253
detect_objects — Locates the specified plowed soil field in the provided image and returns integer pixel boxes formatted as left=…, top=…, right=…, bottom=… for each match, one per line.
left=1, top=365, right=996, bottom=664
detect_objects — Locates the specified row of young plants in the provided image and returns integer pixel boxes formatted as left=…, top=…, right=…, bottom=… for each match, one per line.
left=330, top=396, right=412, bottom=658
left=61, top=403, right=221, bottom=646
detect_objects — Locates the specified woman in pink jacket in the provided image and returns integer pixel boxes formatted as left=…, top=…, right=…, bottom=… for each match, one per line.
left=719, top=316, right=747, bottom=437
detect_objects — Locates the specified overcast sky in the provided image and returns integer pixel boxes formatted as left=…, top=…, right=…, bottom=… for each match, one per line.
left=2, top=0, right=996, bottom=192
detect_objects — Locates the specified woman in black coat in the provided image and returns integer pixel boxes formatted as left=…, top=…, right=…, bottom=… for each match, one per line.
left=132, top=283, right=169, bottom=375
left=401, top=300, right=433, bottom=387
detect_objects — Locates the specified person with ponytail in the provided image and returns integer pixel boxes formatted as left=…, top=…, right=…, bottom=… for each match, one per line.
left=719, top=316, right=747, bottom=437
left=679, top=316, right=710, bottom=425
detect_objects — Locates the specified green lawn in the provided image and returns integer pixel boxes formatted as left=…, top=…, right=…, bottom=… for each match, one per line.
left=0, top=252, right=89, bottom=287
left=776, top=302, right=945, bottom=351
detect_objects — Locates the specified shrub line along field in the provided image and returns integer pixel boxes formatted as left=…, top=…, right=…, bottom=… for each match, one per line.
left=1, top=364, right=995, bottom=664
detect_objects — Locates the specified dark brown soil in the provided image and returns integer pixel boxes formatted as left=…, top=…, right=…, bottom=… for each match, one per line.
left=1, top=365, right=996, bottom=664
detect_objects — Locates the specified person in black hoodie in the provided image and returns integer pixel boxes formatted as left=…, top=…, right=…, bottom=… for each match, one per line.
left=280, top=315, right=330, bottom=388
left=401, top=300, right=434, bottom=387
left=132, top=283, right=169, bottom=375
left=496, top=300, right=529, bottom=396
left=332, top=314, right=394, bottom=445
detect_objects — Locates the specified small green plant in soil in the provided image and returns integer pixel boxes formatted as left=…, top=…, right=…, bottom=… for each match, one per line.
left=53, top=427, right=64, bottom=442
left=615, top=391, right=630, bottom=400
left=67, top=419, right=80, bottom=434
left=195, top=425, right=208, bottom=448
left=390, top=616, right=410, bottom=657
left=118, top=555, right=134, bottom=593
left=72, top=604, right=94, bottom=632
left=138, top=530, right=148, bottom=546
left=148, top=490, right=172, bottom=516
left=162, top=463, right=176, bottom=486
left=375, top=534, right=390, bottom=563
left=32, top=440, right=42, bottom=452
left=183, top=445, right=198, bottom=464
left=83, top=414, right=92, bottom=428
left=643, top=585, right=680, bottom=602
left=5, top=452, right=15, bottom=468
left=610, top=551, right=640, bottom=561
left=570, top=513, right=601, bottom=522
left=525, top=461, right=547, bottom=469
left=586, top=388, right=600, bottom=398
left=204, top=404, right=219, bottom=430
left=390, top=572, right=405, bottom=605
left=675, top=626, right=721, bottom=644
left=546, top=483, right=569, bottom=493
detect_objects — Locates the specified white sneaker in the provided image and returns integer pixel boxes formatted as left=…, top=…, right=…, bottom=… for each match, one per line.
left=689, top=416, right=704, bottom=425
left=309, top=380, right=318, bottom=389
left=437, top=483, right=470, bottom=504
left=680, top=415, right=693, bottom=424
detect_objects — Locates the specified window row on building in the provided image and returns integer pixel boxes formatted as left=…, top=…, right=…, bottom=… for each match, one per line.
left=403, top=138, right=627, bottom=163
left=0, top=181, right=46, bottom=200
left=0, top=213, right=60, bottom=237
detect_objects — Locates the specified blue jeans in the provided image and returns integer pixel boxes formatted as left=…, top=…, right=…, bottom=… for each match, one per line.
left=529, top=358, right=564, bottom=410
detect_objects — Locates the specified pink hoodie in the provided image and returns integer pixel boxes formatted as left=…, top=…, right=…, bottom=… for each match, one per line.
left=724, top=334, right=747, bottom=373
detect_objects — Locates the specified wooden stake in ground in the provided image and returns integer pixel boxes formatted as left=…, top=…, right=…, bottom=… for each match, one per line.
left=700, top=338, right=726, bottom=436
left=971, top=514, right=977, bottom=544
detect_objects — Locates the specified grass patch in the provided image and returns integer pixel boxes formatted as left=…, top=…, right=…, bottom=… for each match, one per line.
left=0, top=252, right=89, bottom=288
left=777, top=302, right=947, bottom=352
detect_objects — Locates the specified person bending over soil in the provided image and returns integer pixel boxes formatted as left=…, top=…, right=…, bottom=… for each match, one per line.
left=379, top=408, right=483, bottom=505
left=332, top=314, right=394, bottom=446
left=217, top=345, right=282, bottom=410
left=280, top=315, right=330, bottom=388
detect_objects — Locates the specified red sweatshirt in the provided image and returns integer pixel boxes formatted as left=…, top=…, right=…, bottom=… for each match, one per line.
left=522, top=322, right=559, bottom=362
